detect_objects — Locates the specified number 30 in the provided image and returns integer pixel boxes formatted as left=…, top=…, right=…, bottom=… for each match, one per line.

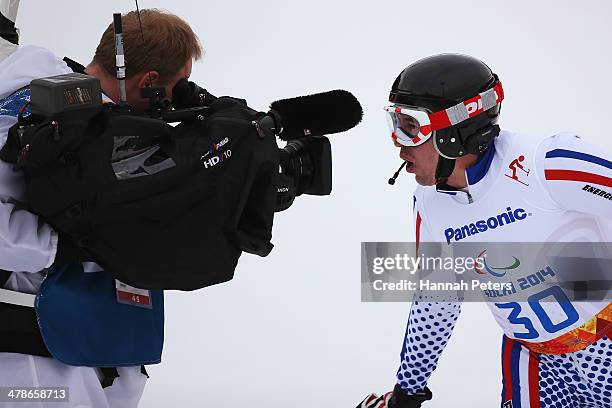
left=495, top=286, right=579, bottom=340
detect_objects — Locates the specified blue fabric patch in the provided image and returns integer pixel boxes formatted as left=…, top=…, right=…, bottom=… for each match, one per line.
left=36, top=264, right=164, bottom=367
left=466, top=143, right=496, bottom=185
left=0, top=87, right=31, bottom=118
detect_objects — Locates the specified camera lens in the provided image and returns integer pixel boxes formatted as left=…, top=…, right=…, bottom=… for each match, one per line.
left=279, top=139, right=314, bottom=196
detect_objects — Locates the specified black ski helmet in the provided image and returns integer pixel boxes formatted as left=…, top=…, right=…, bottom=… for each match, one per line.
left=389, top=54, right=502, bottom=180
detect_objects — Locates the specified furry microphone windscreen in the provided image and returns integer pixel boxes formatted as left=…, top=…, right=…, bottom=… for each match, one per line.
left=270, top=90, right=363, bottom=141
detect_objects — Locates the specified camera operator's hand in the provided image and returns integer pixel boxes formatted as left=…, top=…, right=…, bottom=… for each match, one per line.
left=171, top=78, right=217, bottom=109
left=357, top=385, right=432, bottom=408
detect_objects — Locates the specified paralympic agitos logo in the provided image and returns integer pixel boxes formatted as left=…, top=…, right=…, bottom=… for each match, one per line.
left=443, top=207, right=529, bottom=244
left=475, top=250, right=521, bottom=277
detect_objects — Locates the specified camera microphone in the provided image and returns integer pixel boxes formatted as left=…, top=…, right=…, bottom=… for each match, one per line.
left=270, top=90, right=363, bottom=141
left=388, top=161, right=407, bottom=185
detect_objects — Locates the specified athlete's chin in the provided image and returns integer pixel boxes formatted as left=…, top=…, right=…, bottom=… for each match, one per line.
left=414, top=173, right=436, bottom=186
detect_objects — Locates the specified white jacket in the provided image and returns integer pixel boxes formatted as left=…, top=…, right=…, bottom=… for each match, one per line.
left=0, top=46, right=72, bottom=288
left=0, top=45, right=146, bottom=408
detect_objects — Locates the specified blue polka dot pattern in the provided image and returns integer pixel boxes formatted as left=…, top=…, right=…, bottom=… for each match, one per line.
left=397, top=302, right=611, bottom=406
left=396, top=301, right=461, bottom=394
left=506, top=336, right=612, bottom=407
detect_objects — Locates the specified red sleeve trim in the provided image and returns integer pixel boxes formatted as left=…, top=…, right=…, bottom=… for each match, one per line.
left=545, top=169, right=612, bottom=188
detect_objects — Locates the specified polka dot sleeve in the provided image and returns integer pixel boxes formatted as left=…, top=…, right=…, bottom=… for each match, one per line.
left=396, top=301, right=461, bottom=394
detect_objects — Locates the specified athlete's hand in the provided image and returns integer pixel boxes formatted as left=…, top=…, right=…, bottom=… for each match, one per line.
left=356, top=391, right=393, bottom=408
left=356, top=385, right=432, bottom=408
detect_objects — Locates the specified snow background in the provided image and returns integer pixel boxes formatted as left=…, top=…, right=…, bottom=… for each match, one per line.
left=16, top=0, right=612, bottom=407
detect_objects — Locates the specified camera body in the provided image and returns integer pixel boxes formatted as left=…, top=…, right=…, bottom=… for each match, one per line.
left=0, top=73, right=334, bottom=291
left=19, top=73, right=333, bottom=212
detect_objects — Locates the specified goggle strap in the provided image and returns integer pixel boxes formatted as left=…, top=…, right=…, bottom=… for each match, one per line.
left=445, top=104, right=470, bottom=126
left=480, top=87, right=498, bottom=111
left=385, top=82, right=504, bottom=145
left=429, top=81, right=504, bottom=131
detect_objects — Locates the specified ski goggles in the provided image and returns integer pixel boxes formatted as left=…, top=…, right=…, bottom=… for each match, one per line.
left=385, top=81, right=504, bottom=147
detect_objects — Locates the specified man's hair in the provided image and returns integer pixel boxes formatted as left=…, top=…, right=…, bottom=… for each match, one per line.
left=92, top=9, right=202, bottom=83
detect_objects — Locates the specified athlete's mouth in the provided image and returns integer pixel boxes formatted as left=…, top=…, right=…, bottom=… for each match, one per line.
left=405, top=160, right=414, bottom=172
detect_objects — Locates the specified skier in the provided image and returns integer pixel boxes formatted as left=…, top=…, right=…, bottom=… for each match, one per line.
left=506, top=155, right=530, bottom=186
left=358, top=54, right=612, bottom=407
left=0, top=6, right=201, bottom=407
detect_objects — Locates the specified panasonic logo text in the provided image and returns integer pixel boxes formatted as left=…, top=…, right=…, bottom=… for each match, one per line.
left=444, top=207, right=528, bottom=244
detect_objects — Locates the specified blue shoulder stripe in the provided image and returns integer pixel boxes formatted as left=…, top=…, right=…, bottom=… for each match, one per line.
left=545, top=148, right=612, bottom=171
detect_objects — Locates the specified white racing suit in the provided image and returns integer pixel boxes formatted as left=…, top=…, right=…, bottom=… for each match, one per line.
left=0, top=46, right=147, bottom=408
left=398, top=130, right=612, bottom=407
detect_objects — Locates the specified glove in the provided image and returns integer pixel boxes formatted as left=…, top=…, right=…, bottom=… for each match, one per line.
left=357, top=390, right=393, bottom=408
left=357, top=385, right=432, bottom=408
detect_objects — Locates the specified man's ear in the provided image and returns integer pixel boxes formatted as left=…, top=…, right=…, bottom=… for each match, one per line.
left=135, top=71, right=161, bottom=89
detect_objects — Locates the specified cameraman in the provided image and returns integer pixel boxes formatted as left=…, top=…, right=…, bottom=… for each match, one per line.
left=0, top=8, right=201, bottom=408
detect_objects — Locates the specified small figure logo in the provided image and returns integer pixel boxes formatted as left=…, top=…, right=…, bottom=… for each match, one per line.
left=505, top=155, right=530, bottom=186
left=503, top=401, right=513, bottom=408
